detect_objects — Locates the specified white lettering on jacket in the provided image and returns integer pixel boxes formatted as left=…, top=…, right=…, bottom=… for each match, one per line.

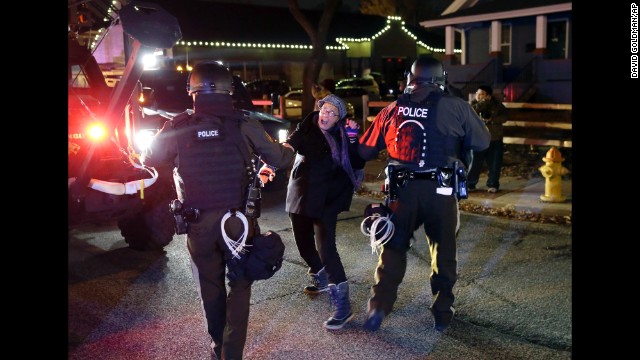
left=197, top=129, right=220, bottom=139
left=397, top=106, right=429, bottom=118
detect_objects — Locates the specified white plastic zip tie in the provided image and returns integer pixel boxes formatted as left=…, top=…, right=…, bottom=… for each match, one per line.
left=360, top=214, right=395, bottom=255
left=221, top=210, right=250, bottom=259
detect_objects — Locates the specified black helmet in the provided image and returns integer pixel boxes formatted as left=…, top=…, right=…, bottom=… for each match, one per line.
left=187, top=61, right=233, bottom=95
left=405, top=57, right=447, bottom=92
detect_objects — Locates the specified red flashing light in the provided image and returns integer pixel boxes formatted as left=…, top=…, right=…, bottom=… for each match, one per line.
left=87, top=123, right=107, bottom=141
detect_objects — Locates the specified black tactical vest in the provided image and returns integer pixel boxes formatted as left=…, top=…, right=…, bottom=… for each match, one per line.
left=171, top=112, right=248, bottom=211
left=388, top=93, right=457, bottom=169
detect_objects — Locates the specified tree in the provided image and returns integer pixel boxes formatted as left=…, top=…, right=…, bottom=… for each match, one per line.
left=360, top=0, right=448, bottom=26
left=288, top=0, right=340, bottom=117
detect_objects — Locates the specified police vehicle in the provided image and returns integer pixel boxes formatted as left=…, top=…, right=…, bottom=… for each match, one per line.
left=68, top=1, right=182, bottom=250
left=69, top=1, right=289, bottom=251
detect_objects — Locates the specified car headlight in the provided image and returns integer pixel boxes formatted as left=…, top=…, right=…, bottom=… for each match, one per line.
left=277, top=129, right=289, bottom=143
left=134, top=129, right=157, bottom=152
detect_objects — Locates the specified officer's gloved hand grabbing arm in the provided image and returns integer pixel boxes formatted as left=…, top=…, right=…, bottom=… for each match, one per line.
left=258, top=163, right=276, bottom=184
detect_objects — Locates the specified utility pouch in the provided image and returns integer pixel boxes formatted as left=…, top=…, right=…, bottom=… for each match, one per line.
left=385, top=165, right=412, bottom=202
left=436, top=167, right=454, bottom=188
left=170, top=199, right=200, bottom=235
left=454, top=161, right=468, bottom=199
left=244, top=155, right=262, bottom=219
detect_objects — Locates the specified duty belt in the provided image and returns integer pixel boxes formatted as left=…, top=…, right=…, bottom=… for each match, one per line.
left=406, top=170, right=437, bottom=181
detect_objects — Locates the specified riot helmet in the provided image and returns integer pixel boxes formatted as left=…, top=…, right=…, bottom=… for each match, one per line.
left=405, top=56, right=447, bottom=93
left=187, top=61, right=233, bottom=96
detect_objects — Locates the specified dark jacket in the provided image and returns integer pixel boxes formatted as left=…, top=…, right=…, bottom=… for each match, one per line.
left=285, top=111, right=362, bottom=218
left=471, top=97, right=508, bottom=141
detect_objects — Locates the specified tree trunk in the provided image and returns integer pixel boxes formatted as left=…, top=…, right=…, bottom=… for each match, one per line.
left=288, top=0, right=340, bottom=117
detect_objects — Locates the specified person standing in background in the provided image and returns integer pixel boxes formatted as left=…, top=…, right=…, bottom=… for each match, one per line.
left=311, top=78, right=336, bottom=111
left=467, top=85, right=508, bottom=193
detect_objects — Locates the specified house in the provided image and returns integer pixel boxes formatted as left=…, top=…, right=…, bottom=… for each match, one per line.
left=419, top=0, right=572, bottom=103
left=75, top=0, right=451, bottom=93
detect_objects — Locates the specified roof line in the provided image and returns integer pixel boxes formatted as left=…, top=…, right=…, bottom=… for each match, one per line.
left=420, top=3, right=572, bottom=28
left=176, top=16, right=446, bottom=53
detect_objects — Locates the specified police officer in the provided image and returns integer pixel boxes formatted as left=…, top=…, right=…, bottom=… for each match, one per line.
left=357, top=57, right=490, bottom=332
left=141, top=61, right=294, bottom=360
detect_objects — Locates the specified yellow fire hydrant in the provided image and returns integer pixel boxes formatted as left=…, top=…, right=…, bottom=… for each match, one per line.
left=538, top=147, right=569, bottom=202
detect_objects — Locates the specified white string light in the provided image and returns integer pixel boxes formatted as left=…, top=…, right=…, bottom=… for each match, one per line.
left=176, top=16, right=459, bottom=53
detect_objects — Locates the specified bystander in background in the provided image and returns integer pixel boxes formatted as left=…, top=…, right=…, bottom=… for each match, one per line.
left=311, top=78, right=336, bottom=111
left=467, top=85, right=508, bottom=193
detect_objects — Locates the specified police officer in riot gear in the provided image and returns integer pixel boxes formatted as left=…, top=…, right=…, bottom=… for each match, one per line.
left=357, top=56, right=490, bottom=332
left=141, top=61, right=294, bottom=360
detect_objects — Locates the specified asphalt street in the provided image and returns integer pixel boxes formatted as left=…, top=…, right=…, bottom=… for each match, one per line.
left=68, top=187, right=572, bottom=360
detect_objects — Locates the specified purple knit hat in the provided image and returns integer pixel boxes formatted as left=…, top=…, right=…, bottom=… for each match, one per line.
left=318, top=94, right=347, bottom=119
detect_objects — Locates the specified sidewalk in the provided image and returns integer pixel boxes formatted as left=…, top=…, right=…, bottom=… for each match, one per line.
left=360, top=159, right=572, bottom=218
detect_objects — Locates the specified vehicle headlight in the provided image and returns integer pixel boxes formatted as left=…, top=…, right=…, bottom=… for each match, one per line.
left=277, top=129, right=289, bottom=143
left=135, top=129, right=157, bottom=151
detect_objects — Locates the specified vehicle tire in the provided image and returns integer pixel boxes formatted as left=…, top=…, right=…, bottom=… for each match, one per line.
left=118, top=174, right=176, bottom=251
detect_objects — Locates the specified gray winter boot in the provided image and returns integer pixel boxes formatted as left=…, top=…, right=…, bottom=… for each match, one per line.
left=323, top=281, right=354, bottom=330
left=304, top=267, right=329, bottom=295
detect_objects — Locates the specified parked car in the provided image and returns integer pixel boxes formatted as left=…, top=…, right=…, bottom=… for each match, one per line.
left=335, top=77, right=381, bottom=98
left=333, top=86, right=373, bottom=119
left=138, top=69, right=292, bottom=191
left=282, top=90, right=303, bottom=119
left=244, top=79, right=291, bottom=100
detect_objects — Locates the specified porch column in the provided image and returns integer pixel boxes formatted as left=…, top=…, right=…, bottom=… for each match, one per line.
left=444, top=25, right=457, bottom=65
left=458, top=28, right=466, bottom=65
left=490, top=20, right=503, bottom=83
left=535, top=15, right=548, bottom=55
left=490, top=20, right=502, bottom=57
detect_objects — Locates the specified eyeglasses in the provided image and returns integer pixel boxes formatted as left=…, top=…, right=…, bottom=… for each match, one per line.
left=320, top=108, right=338, bottom=117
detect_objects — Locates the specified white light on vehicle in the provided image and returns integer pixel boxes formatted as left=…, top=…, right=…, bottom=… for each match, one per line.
left=278, top=129, right=288, bottom=143
left=135, top=129, right=157, bottom=151
left=142, top=54, right=158, bottom=70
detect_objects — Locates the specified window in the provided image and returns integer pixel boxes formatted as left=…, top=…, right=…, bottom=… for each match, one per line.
left=69, top=64, right=89, bottom=88
left=547, top=20, right=568, bottom=60
left=501, top=24, right=512, bottom=65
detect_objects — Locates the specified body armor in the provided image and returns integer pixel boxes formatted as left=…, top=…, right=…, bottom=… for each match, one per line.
left=385, top=93, right=457, bottom=169
left=172, top=112, right=247, bottom=211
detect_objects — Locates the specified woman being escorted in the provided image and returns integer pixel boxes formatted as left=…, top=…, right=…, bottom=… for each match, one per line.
left=282, top=94, right=364, bottom=330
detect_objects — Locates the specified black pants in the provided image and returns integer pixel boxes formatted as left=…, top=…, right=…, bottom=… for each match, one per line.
left=289, top=210, right=347, bottom=284
left=368, top=179, right=459, bottom=316
left=467, top=139, right=504, bottom=189
left=187, top=209, right=253, bottom=360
